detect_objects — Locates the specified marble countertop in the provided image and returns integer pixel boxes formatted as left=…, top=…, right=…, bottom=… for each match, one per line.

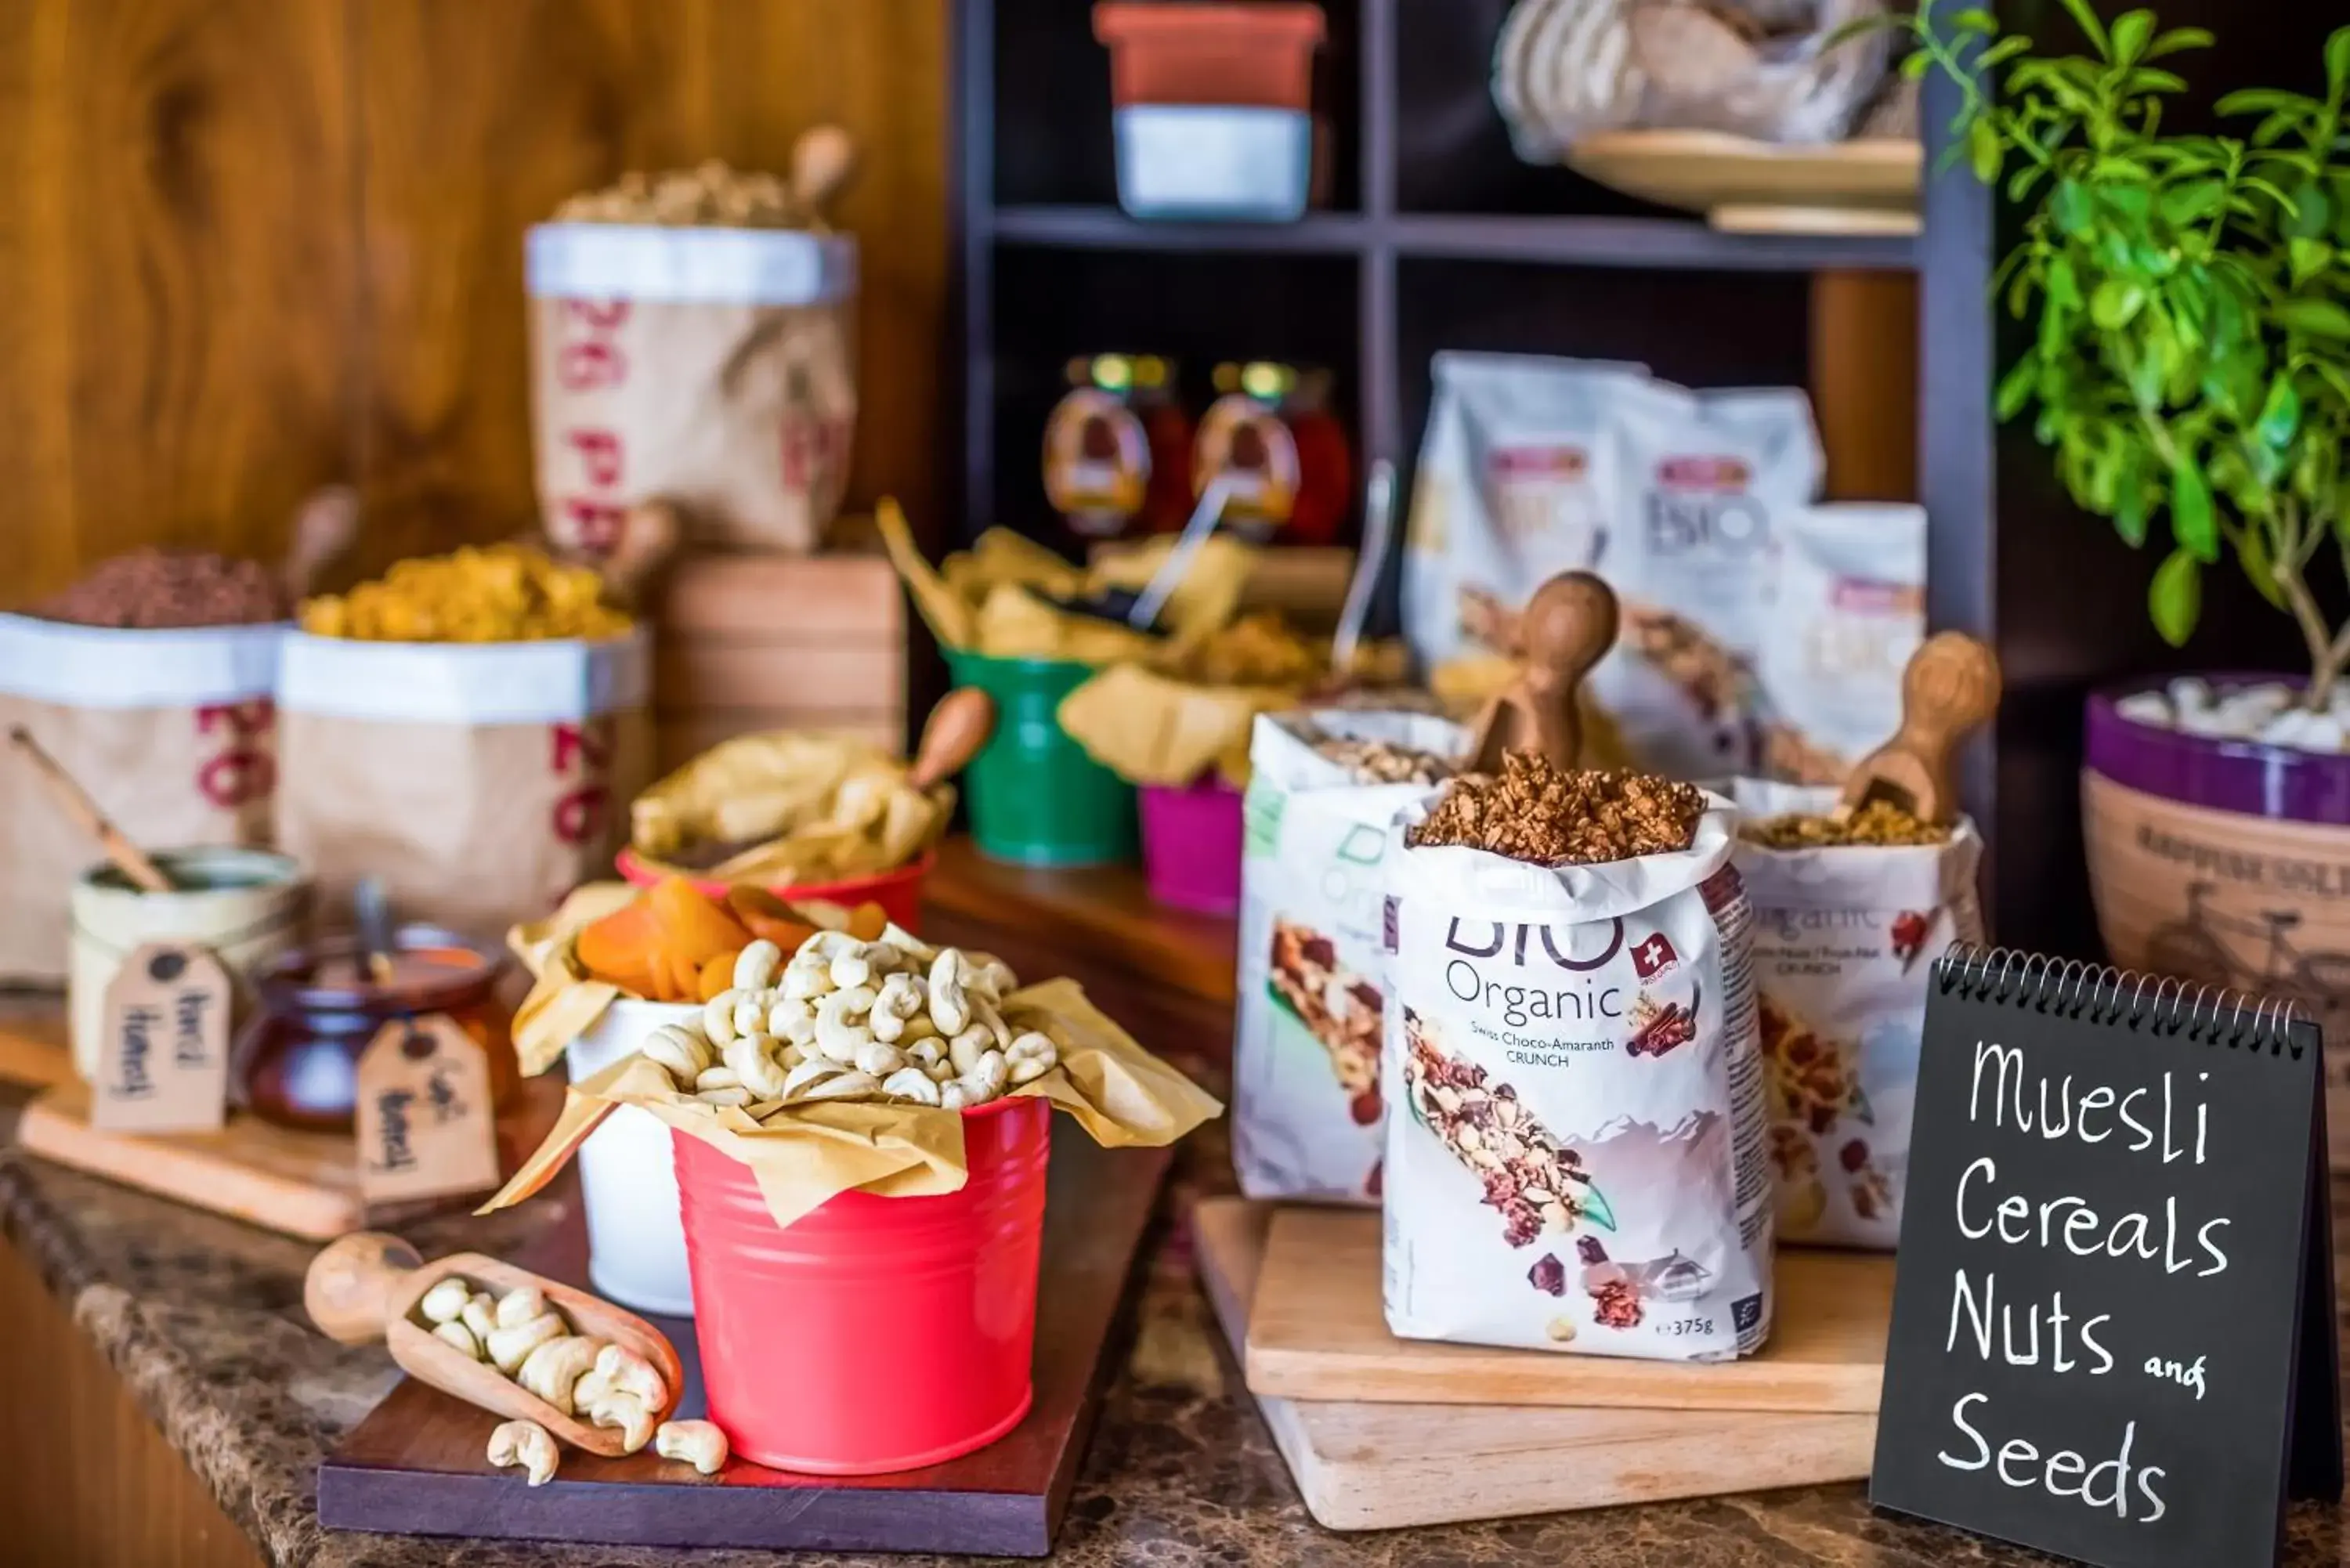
left=6, top=1096, right=2350, bottom=1566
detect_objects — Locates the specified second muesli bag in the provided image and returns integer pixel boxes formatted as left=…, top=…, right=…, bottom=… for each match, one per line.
left=1729, top=779, right=1983, bottom=1248
left=1232, top=709, right=1465, bottom=1203
left=1381, top=759, right=1771, bottom=1361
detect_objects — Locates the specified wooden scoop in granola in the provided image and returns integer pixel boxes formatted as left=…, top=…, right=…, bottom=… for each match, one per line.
left=1834, top=631, right=2001, bottom=827
left=1465, top=570, right=1620, bottom=774
left=304, top=1231, right=684, bottom=1458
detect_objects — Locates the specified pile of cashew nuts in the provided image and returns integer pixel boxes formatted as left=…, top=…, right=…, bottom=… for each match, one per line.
left=641, top=923, right=1061, bottom=1112
left=416, top=1275, right=725, bottom=1484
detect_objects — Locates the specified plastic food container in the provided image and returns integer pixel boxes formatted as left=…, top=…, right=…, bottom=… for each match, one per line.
left=67, top=847, right=311, bottom=1082
left=674, top=1095, right=1051, bottom=1473
left=947, top=651, right=1138, bottom=867
left=613, top=846, right=932, bottom=930
left=1139, top=776, right=1245, bottom=915
left=1094, top=3, right=1325, bottom=222
left=565, top=998, right=700, bottom=1316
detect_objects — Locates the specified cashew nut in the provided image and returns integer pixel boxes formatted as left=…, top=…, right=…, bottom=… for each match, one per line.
left=461, top=1292, right=497, bottom=1342
left=882, top=1066, right=944, bottom=1106
left=928, top=950, right=972, bottom=1036
left=695, top=1064, right=742, bottom=1092
left=801, top=930, right=860, bottom=960
left=487, top=1419, right=559, bottom=1487
left=968, top=995, right=1014, bottom=1049
left=725, top=1035, right=790, bottom=1099
left=829, top=945, right=881, bottom=991
left=939, top=1080, right=974, bottom=1111
left=695, top=1085, right=754, bottom=1107
left=486, top=1311, right=565, bottom=1375
left=781, top=955, right=836, bottom=1000
left=801, top=1069, right=881, bottom=1101
left=854, top=1040, right=907, bottom=1078
left=419, top=1277, right=472, bottom=1324
left=654, top=1418, right=729, bottom=1475
left=962, top=1049, right=1009, bottom=1101
left=880, top=923, right=938, bottom=963
left=516, top=1335, right=603, bottom=1416
left=781, top=1057, right=848, bottom=1097
left=432, top=1320, right=484, bottom=1359
left=1005, top=1031, right=1059, bottom=1085
left=768, top=995, right=817, bottom=1045
left=869, top=972, right=927, bottom=1041
left=924, top=1056, right=956, bottom=1083
left=642, top=1024, right=712, bottom=1082
left=905, top=1038, right=945, bottom=1071
left=947, top=1025, right=993, bottom=1078
left=592, top=1343, right=670, bottom=1411
left=732, top=939, right=783, bottom=992
left=814, top=985, right=878, bottom=1063
left=588, top=1389, right=656, bottom=1454
left=701, top=989, right=743, bottom=1046
left=494, top=1285, right=549, bottom=1331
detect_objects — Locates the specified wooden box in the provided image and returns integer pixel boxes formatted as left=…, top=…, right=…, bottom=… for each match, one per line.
left=648, top=551, right=906, bottom=773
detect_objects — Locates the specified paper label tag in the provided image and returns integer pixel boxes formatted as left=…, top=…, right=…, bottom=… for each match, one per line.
left=354, top=1013, right=500, bottom=1205
left=90, top=943, right=232, bottom=1134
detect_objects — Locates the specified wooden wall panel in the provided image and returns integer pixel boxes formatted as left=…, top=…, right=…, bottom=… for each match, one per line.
left=0, top=0, right=948, bottom=597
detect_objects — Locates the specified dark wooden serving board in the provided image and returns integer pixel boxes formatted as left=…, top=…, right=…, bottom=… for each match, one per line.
left=317, top=1124, right=1172, bottom=1558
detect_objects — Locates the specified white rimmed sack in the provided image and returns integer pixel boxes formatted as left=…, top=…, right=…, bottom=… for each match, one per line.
left=1381, top=791, right=1771, bottom=1360
left=1754, top=503, right=1927, bottom=786
left=0, top=616, right=283, bottom=980
left=527, top=223, right=858, bottom=555
left=1401, top=352, right=1648, bottom=669
left=1600, top=379, right=1824, bottom=779
left=1233, top=709, right=1466, bottom=1202
left=1729, top=779, right=1983, bottom=1248
left=276, top=632, right=650, bottom=942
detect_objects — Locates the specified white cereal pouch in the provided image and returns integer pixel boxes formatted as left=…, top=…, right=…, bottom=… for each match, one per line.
left=1754, top=503, right=1927, bottom=786
left=1730, top=779, right=1984, bottom=1248
left=1381, top=761, right=1772, bottom=1360
left=1232, top=709, right=1466, bottom=1203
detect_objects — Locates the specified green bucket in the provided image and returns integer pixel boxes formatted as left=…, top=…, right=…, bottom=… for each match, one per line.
left=947, top=651, right=1137, bottom=867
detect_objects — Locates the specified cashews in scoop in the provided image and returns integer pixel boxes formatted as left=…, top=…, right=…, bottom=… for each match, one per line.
left=419, top=1277, right=473, bottom=1324
left=488, top=1419, right=560, bottom=1486
left=517, top=1335, right=602, bottom=1416
left=630, top=934, right=1063, bottom=1111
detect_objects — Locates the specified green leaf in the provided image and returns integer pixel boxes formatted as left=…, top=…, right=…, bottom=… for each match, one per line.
left=1952, top=6, right=1997, bottom=33
left=1994, top=357, right=2038, bottom=421
left=1979, top=35, right=2033, bottom=70
left=2290, top=237, right=2335, bottom=284
left=1969, top=117, right=2004, bottom=182
left=2287, top=183, right=2334, bottom=238
left=2114, top=468, right=2151, bottom=547
left=2173, top=464, right=2219, bottom=562
left=1902, top=49, right=1932, bottom=80
left=2159, top=179, right=2225, bottom=226
left=2142, top=27, right=2214, bottom=60
left=2259, top=376, right=2305, bottom=446
left=2056, top=0, right=2110, bottom=54
left=2237, top=524, right=2290, bottom=610
left=2149, top=549, right=2203, bottom=645
left=2216, top=89, right=2310, bottom=116
left=2276, top=298, right=2350, bottom=338
left=2092, top=278, right=2149, bottom=329
left=2110, top=10, right=2154, bottom=65
left=2048, top=253, right=2081, bottom=308
left=2328, top=28, right=2350, bottom=95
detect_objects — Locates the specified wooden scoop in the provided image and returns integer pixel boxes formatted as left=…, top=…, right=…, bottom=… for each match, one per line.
left=909, top=686, right=997, bottom=791
left=1834, top=630, right=2001, bottom=826
left=304, top=1231, right=685, bottom=1458
left=9, top=727, right=175, bottom=893
left=790, top=125, right=857, bottom=226
left=1465, top=571, right=1620, bottom=774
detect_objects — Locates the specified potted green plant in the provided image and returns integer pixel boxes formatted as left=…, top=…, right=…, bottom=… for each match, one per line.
left=1894, top=0, right=2350, bottom=1153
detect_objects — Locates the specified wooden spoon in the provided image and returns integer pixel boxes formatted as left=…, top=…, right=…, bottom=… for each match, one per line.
left=1465, top=571, right=1620, bottom=774
left=9, top=727, right=175, bottom=893
left=283, top=485, right=360, bottom=605
left=304, top=1231, right=685, bottom=1458
left=790, top=125, right=857, bottom=226
left=909, top=687, right=998, bottom=791
left=1834, top=630, right=2001, bottom=826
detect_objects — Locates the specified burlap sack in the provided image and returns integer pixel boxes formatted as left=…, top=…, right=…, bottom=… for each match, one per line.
left=527, top=223, right=858, bottom=555
left=276, top=631, right=651, bottom=944
left=0, top=615, right=283, bottom=981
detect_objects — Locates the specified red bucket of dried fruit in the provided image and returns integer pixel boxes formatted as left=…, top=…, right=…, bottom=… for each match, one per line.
left=671, top=1095, right=1051, bottom=1474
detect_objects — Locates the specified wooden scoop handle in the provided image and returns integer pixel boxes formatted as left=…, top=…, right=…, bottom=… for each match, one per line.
left=283, top=485, right=359, bottom=605
left=9, top=727, right=175, bottom=894
left=791, top=125, right=857, bottom=221
left=304, top=1230, right=424, bottom=1346
left=1836, top=630, right=2002, bottom=825
left=1466, top=571, right=1619, bottom=773
left=909, top=687, right=996, bottom=790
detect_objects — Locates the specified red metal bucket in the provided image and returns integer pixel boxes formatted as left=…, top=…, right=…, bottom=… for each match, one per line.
left=672, top=1096, right=1050, bottom=1474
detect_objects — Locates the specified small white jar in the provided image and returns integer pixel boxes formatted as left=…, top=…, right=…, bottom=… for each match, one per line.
left=569, top=998, right=700, bottom=1317
left=68, top=847, right=310, bottom=1082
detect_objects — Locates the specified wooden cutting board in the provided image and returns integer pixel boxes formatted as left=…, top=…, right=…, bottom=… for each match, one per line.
left=317, top=1125, right=1170, bottom=1559
left=1246, top=1205, right=1890, bottom=1412
left=18, top=1075, right=562, bottom=1241
left=1193, top=1199, right=1875, bottom=1530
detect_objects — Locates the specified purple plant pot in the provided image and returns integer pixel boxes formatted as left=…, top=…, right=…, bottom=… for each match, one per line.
left=1138, top=775, right=1244, bottom=916
left=2084, top=675, right=2350, bottom=824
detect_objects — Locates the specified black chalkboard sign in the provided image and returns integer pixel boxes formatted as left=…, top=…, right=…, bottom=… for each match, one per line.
left=1873, top=949, right=2341, bottom=1568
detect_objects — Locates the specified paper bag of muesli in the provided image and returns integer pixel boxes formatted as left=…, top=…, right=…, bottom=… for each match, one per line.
left=1380, top=789, right=1772, bottom=1360
left=1728, top=779, right=1983, bottom=1248
left=1231, top=709, right=1464, bottom=1202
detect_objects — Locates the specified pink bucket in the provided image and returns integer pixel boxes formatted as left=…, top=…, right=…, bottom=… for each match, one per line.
left=1138, top=775, right=1244, bottom=915
left=673, top=1097, right=1051, bottom=1474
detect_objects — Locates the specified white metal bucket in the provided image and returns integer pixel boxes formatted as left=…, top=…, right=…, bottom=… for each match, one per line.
left=568, top=998, right=700, bottom=1317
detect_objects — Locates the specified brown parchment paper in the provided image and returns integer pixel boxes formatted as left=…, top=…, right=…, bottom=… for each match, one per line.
left=506, top=882, right=643, bottom=1077
left=483, top=977, right=1224, bottom=1230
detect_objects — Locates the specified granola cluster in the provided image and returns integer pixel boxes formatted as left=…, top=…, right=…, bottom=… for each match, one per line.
left=1268, top=919, right=1383, bottom=1122
left=1407, top=753, right=1705, bottom=866
left=1756, top=994, right=1856, bottom=1133
left=1403, top=1010, right=1593, bottom=1248
left=1296, top=722, right=1459, bottom=786
left=1578, top=1236, right=1645, bottom=1329
left=1742, top=799, right=1950, bottom=850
